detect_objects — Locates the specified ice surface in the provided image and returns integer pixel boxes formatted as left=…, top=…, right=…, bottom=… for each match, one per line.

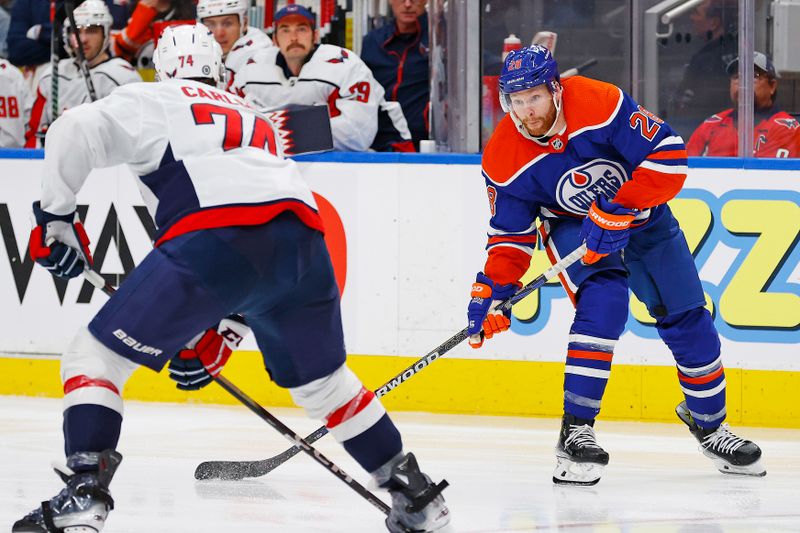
left=2, top=396, right=799, bottom=532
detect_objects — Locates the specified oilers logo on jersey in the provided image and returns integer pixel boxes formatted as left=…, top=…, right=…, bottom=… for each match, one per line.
left=556, top=160, right=628, bottom=215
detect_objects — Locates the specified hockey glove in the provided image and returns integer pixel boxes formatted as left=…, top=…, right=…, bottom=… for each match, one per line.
left=579, top=195, right=637, bottom=265
left=168, top=316, right=250, bottom=391
left=467, top=272, right=517, bottom=349
left=28, top=201, right=93, bottom=279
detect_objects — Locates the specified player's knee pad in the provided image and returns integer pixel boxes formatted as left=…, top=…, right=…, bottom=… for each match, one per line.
left=572, top=270, right=629, bottom=340
left=60, top=327, right=139, bottom=415
left=289, top=364, right=386, bottom=442
left=657, top=307, right=721, bottom=368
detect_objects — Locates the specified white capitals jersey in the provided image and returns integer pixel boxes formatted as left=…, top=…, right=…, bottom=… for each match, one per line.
left=26, top=57, right=142, bottom=148
left=224, top=26, right=272, bottom=93
left=233, top=44, right=383, bottom=151
left=41, top=79, right=322, bottom=246
left=0, top=59, right=33, bottom=148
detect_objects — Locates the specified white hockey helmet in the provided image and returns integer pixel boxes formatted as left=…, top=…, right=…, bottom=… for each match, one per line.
left=197, top=0, right=249, bottom=31
left=62, top=0, right=113, bottom=59
left=153, top=23, right=226, bottom=87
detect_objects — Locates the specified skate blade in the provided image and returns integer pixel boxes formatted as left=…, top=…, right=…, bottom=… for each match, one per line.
left=704, top=452, right=767, bottom=477
left=552, top=456, right=604, bottom=486
left=385, top=506, right=453, bottom=533
left=386, top=517, right=454, bottom=533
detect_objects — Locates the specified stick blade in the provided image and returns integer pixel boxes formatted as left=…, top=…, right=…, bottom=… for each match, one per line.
left=194, top=458, right=284, bottom=481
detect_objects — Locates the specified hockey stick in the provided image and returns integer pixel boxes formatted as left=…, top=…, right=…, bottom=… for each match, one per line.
left=64, top=0, right=99, bottom=102
left=81, top=268, right=391, bottom=516
left=194, top=242, right=588, bottom=481
left=49, top=0, right=61, bottom=120
left=561, top=58, right=599, bottom=80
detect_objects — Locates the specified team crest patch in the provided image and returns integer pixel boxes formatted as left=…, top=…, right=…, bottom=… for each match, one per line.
left=327, top=50, right=350, bottom=64
left=775, top=117, right=799, bottom=130
left=551, top=138, right=563, bottom=150
left=556, top=159, right=629, bottom=214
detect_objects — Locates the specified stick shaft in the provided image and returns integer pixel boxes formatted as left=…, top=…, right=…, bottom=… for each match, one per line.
left=64, top=0, right=98, bottom=101
left=213, top=375, right=390, bottom=515
left=82, top=269, right=389, bottom=515
left=50, top=0, right=60, bottom=120
left=195, top=243, right=587, bottom=480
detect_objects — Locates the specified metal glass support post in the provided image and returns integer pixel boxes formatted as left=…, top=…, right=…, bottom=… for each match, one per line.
left=737, top=0, right=755, bottom=158
left=429, top=0, right=481, bottom=153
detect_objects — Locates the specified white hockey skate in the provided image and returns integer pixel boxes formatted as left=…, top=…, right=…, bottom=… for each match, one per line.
left=553, top=414, right=609, bottom=486
left=373, top=452, right=452, bottom=533
left=13, top=450, right=122, bottom=533
left=676, top=401, right=766, bottom=477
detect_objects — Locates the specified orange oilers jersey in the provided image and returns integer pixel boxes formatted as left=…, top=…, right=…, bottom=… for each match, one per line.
left=480, top=76, right=688, bottom=285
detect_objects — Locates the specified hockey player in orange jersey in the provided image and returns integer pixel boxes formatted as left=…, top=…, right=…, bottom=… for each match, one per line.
left=467, top=45, right=765, bottom=485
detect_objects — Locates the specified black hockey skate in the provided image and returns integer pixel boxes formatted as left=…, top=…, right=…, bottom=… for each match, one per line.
left=13, top=449, right=122, bottom=533
left=553, top=414, right=610, bottom=486
left=374, top=452, right=451, bottom=533
left=676, top=401, right=766, bottom=477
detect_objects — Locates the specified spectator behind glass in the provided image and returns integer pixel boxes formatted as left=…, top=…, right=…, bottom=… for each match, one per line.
left=1, top=0, right=11, bottom=58
left=111, top=0, right=195, bottom=64
left=687, top=52, right=800, bottom=158
left=361, top=0, right=429, bottom=149
left=234, top=4, right=413, bottom=152
left=7, top=0, right=128, bottom=68
left=670, top=0, right=737, bottom=137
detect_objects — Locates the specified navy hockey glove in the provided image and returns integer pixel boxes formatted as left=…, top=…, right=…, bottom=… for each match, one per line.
left=467, top=272, right=517, bottom=348
left=168, top=316, right=250, bottom=391
left=580, top=195, right=636, bottom=265
left=28, top=201, right=93, bottom=279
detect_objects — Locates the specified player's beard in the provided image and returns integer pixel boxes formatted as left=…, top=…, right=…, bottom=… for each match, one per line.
left=522, top=105, right=557, bottom=137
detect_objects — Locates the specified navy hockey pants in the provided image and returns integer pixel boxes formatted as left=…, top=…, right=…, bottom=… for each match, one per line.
left=89, top=213, right=346, bottom=388
left=541, top=206, right=726, bottom=427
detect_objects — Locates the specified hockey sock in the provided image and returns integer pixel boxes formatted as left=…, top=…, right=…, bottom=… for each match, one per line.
left=290, top=365, right=402, bottom=472
left=62, top=374, right=124, bottom=457
left=564, top=335, right=615, bottom=420
left=63, top=404, right=122, bottom=458
left=564, top=272, right=626, bottom=420
left=659, top=308, right=726, bottom=429
left=342, top=413, right=403, bottom=473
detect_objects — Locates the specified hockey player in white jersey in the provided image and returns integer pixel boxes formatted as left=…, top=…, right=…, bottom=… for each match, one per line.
left=0, top=59, right=32, bottom=148
left=24, top=0, right=141, bottom=148
left=197, top=0, right=272, bottom=93
left=234, top=4, right=413, bottom=152
left=14, top=23, right=450, bottom=533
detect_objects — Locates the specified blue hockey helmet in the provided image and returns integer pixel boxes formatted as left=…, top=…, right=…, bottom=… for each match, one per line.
left=498, top=45, right=560, bottom=113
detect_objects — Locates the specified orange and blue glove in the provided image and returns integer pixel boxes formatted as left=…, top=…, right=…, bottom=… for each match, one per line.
left=467, top=272, right=517, bottom=348
left=580, top=195, right=637, bottom=265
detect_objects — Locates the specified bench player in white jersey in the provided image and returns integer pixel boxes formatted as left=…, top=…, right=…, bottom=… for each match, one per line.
left=15, top=23, right=450, bottom=533
left=24, top=0, right=141, bottom=148
left=234, top=4, right=413, bottom=152
left=197, top=0, right=272, bottom=93
left=0, top=58, right=32, bottom=148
